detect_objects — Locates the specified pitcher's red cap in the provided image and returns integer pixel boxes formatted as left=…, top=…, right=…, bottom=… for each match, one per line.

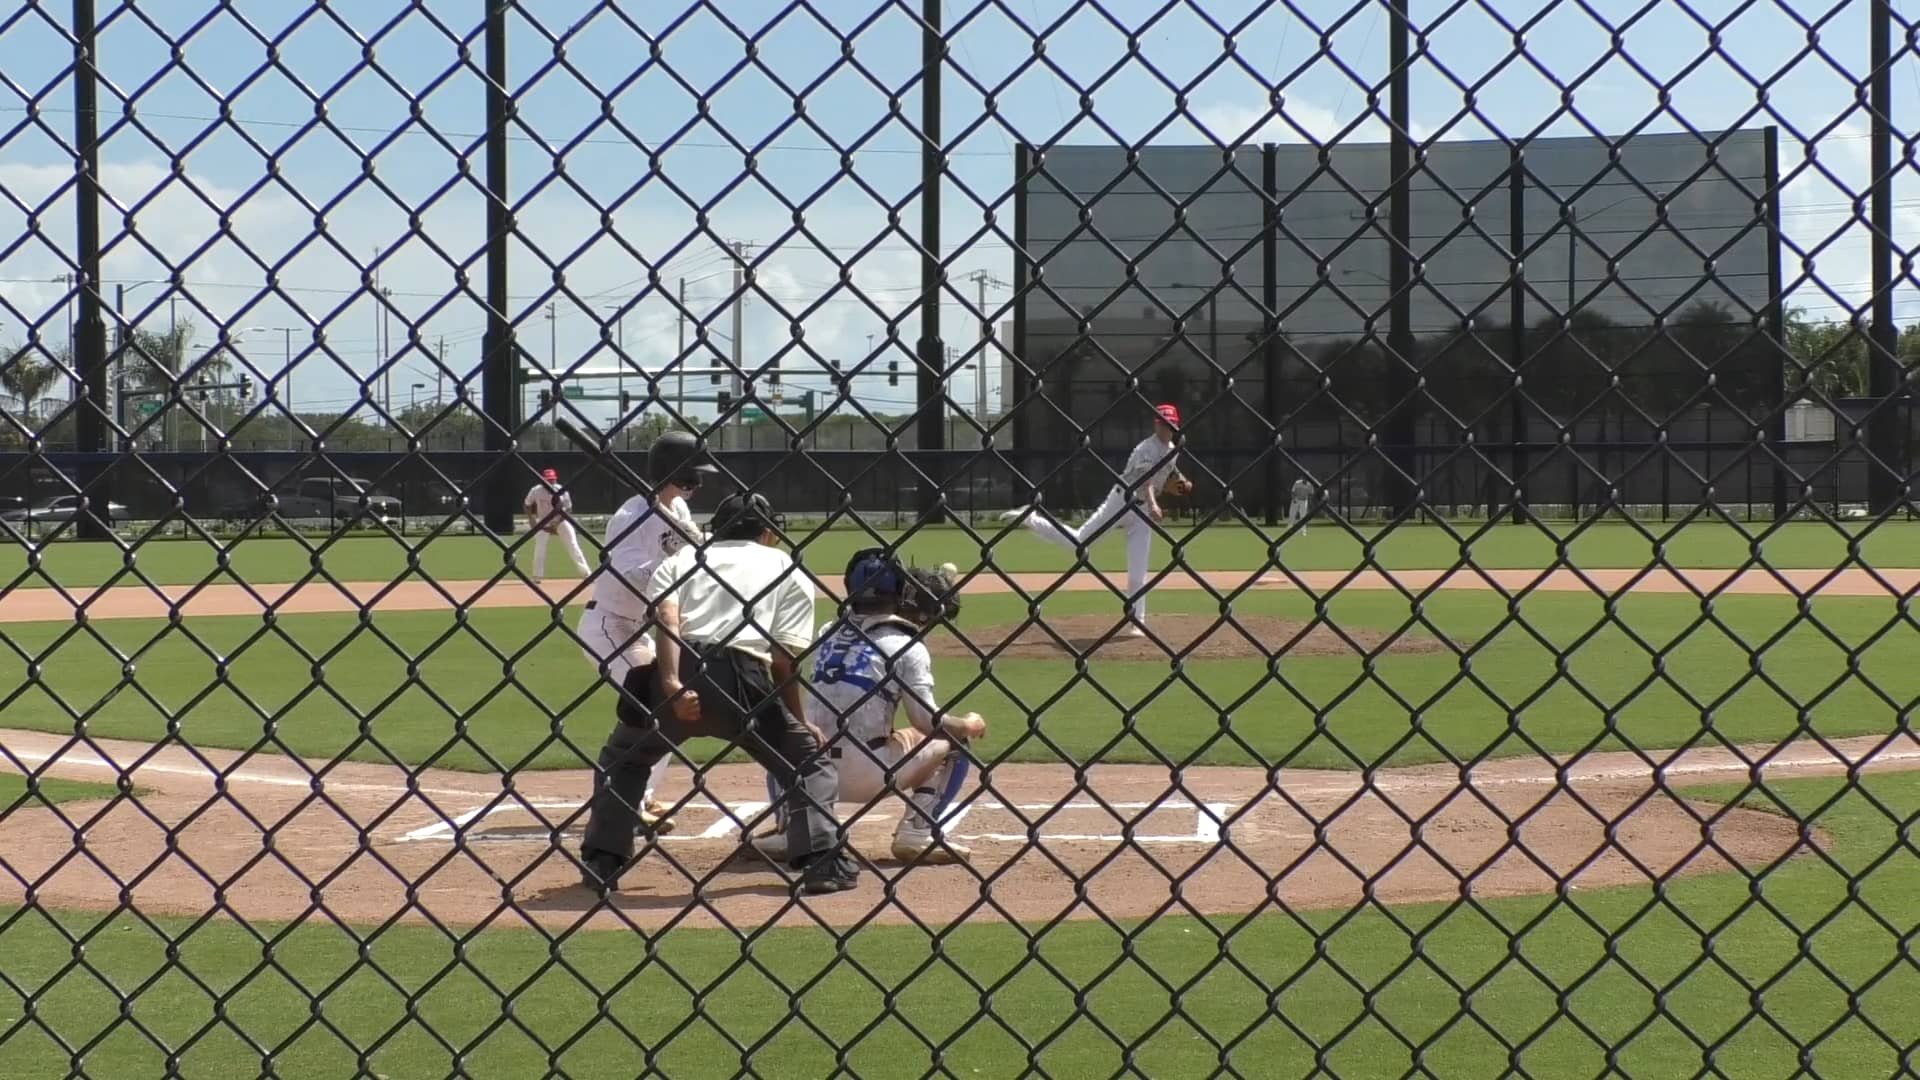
left=541, top=468, right=558, bottom=482
left=1155, top=403, right=1181, bottom=426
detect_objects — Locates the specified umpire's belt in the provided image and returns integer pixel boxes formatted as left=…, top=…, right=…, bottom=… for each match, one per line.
left=828, top=736, right=892, bottom=760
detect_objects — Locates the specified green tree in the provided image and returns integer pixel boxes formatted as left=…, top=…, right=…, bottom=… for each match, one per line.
left=1, top=349, right=61, bottom=423
left=1783, top=309, right=1868, bottom=398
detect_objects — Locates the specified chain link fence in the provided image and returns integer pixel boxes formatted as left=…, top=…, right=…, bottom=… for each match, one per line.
left=2, top=0, right=1918, bottom=1076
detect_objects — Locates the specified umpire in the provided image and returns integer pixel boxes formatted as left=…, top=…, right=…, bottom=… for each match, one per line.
left=578, top=490, right=857, bottom=895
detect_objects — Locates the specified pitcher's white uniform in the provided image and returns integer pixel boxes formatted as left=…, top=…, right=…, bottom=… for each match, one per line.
left=1021, top=434, right=1178, bottom=624
left=527, top=483, right=592, bottom=580
left=578, top=493, right=699, bottom=817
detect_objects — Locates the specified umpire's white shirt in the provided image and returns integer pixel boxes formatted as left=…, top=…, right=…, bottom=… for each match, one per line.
left=648, top=541, right=816, bottom=666
left=591, top=494, right=697, bottom=619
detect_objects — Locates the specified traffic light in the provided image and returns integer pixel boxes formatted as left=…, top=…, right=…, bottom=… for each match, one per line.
left=717, top=390, right=733, bottom=413
left=538, top=389, right=551, bottom=410
left=768, top=358, right=781, bottom=388
left=619, top=389, right=631, bottom=412
left=239, top=375, right=253, bottom=400
left=710, top=367, right=722, bottom=386
left=887, top=359, right=899, bottom=386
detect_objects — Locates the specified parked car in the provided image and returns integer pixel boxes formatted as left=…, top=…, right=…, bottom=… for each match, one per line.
left=257, top=477, right=402, bottom=526
left=0, top=495, right=129, bottom=527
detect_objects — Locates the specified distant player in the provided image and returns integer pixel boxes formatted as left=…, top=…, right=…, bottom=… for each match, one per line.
left=576, top=430, right=716, bottom=835
left=1289, top=477, right=1314, bottom=525
left=750, top=553, right=985, bottom=865
left=1001, top=402, right=1186, bottom=637
left=525, top=468, right=592, bottom=581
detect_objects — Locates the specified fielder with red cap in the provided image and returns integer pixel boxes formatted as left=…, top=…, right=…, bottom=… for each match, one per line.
left=525, top=467, right=593, bottom=581
left=1002, top=402, right=1189, bottom=637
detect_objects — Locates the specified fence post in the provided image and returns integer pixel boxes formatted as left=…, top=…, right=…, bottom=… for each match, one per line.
left=1385, top=0, right=1419, bottom=520
left=72, top=0, right=112, bottom=540
left=481, top=0, right=519, bottom=535
left=916, top=0, right=947, bottom=523
left=1012, top=141, right=1033, bottom=506
left=1509, top=144, right=1528, bottom=524
left=1869, top=0, right=1903, bottom=515
left=1765, top=125, right=1790, bottom=521
left=1262, top=142, right=1282, bottom=525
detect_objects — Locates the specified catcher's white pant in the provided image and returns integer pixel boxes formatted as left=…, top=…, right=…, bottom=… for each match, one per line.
left=532, top=521, right=592, bottom=579
left=1024, top=487, right=1154, bottom=622
left=836, top=731, right=963, bottom=843
left=578, top=605, right=670, bottom=810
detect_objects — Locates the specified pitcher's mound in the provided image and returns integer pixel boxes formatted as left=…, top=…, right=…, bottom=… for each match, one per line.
left=929, top=614, right=1456, bottom=661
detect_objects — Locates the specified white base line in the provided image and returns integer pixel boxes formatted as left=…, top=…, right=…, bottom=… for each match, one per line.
left=391, top=798, right=1235, bottom=846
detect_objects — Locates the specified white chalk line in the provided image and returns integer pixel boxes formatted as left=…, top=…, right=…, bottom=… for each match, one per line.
left=393, top=799, right=1239, bottom=847
left=6, top=733, right=1918, bottom=845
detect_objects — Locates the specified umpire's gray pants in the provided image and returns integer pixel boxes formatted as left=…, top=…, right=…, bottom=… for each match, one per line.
left=579, top=643, right=840, bottom=868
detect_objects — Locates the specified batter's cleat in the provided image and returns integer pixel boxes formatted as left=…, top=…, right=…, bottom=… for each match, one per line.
left=891, top=836, right=972, bottom=865
left=580, top=851, right=624, bottom=893
left=798, top=852, right=861, bottom=895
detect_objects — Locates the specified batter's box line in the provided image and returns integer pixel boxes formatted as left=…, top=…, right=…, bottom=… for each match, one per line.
left=392, top=799, right=1236, bottom=846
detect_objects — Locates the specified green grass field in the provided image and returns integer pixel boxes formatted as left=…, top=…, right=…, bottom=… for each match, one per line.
left=4, top=518, right=1920, bottom=589
left=0, top=771, right=1910, bottom=1078
left=0, top=773, right=123, bottom=810
left=3, top=588, right=1912, bottom=773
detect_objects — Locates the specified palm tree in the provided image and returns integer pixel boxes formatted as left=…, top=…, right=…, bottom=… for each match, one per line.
left=1, top=350, right=60, bottom=422
left=116, top=320, right=234, bottom=447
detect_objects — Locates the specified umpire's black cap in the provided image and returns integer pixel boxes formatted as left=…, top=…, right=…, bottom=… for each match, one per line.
left=709, top=491, right=784, bottom=538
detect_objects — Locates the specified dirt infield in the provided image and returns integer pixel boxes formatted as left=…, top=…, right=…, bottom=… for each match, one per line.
left=0, top=564, right=1916, bottom=625
left=3, top=728, right=1916, bottom=932
left=933, top=614, right=1457, bottom=660
left=2, top=567, right=1916, bottom=932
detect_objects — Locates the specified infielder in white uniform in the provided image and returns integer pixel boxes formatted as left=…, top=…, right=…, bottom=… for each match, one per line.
left=1001, top=402, right=1187, bottom=635
left=576, top=430, right=715, bottom=834
left=1288, top=477, right=1314, bottom=526
left=750, top=554, right=985, bottom=865
left=525, top=468, right=592, bottom=581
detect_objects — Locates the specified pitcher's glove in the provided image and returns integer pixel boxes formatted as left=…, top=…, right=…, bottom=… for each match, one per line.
left=1163, top=476, right=1194, bottom=499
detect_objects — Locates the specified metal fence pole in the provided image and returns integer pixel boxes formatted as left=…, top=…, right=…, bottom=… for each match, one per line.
left=917, top=0, right=946, bottom=521
left=1869, top=0, right=1902, bottom=515
left=482, top=0, right=518, bottom=535
left=72, top=0, right=111, bottom=540
left=1386, top=0, right=1418, bottom=521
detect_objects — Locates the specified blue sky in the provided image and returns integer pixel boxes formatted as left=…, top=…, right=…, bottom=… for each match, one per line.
left=1, top=0, right=1916, bottom=433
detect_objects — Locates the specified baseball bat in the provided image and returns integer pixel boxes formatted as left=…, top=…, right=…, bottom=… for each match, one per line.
left=551, top=414, right=652, bottom=494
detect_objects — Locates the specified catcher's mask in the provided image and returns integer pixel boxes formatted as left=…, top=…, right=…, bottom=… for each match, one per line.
left=846, top=553, right=959, bottom=625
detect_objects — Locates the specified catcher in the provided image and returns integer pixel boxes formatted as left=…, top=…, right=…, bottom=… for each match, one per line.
left=1002, top=402, right=1189, bottom=637
left=749, top=552, right=986, bottom=865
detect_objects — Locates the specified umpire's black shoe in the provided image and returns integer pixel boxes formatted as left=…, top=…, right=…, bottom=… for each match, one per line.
left=580, top=851, right=624, bottom=893
left=797, top=852, right=860, bottom=896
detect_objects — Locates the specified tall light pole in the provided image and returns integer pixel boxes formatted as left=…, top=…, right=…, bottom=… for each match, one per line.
left=601, top=301, right=626, bottom=423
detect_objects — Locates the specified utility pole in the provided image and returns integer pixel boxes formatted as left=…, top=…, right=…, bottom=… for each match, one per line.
left=436, top=336, right=446, bottom=409
left=966, top=269, right=1007, bottom=422
left=730, top=240, right=751, bottom=402
left=546, top=301, right=558, bottom=372
left=282, top=326, right=294, bottom=450
left=687, top=272, right=695, bottom=417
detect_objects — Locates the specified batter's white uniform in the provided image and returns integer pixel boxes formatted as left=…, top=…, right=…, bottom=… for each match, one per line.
left=578, top=493, right=699, bottom=811
left=806, top=617, right=965, bottom=849
left=1023, top=434, right=1179, bottom=623
left=526, top=484, right=592, bottom=580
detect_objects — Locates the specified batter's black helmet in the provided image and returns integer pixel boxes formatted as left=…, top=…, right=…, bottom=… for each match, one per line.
left=647, top=430, right=719, bottom=488
left=709, top=491, right=784, bottom=539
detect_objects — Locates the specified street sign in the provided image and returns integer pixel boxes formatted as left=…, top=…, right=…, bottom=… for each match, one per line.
left=562, top=385, right=584, bottom=399
left=740, top=407, right=768, bottom=421
left=136, top=400, right=161, bottom=419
